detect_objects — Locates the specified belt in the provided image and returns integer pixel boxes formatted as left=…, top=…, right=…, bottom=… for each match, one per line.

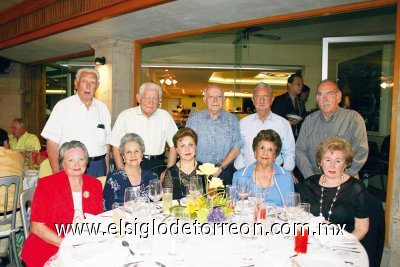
left=143, top=154, right=165, bottom=160
left=89, top=154, right=106, bottom=161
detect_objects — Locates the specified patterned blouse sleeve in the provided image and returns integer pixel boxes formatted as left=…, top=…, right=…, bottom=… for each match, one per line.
left=102, top=173, right=114, bottom=211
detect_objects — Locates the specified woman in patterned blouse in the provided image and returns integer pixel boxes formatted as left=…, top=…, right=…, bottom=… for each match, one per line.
left=103, top=133, right=157, bottom=210
left=163, top=127, right=204, bottom=199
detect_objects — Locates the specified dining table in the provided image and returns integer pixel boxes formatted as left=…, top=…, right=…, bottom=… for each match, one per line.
left=53, top=202, right=369, bottom=267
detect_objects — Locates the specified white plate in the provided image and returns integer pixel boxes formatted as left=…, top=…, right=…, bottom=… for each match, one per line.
left=296, top=253, right=347, bottom=267
left=286, top=114, right=303, bottom=121
left=316, top=230, right=357, bottom=245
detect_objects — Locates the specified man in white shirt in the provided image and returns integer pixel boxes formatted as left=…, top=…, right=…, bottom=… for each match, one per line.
left=234, top=82, right=295, bottom=172
left=109, top=82, right=178, bottom=176
left=41, top=68, right=111, bottom=177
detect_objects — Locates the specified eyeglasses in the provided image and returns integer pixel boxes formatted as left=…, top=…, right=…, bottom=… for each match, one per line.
left=316, top=91, right=336, bottom=98
left=206, top=95, right=223, bottom=101
left=141, top=97, right=160, bottom=102
left=253, top=95, right=270, bottom=100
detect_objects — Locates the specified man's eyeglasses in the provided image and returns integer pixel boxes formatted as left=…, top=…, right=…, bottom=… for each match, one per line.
left=316, top=91, right=336, bottom=98
left=206, top=95, right=223, bottom=101
left=253, top=95, right=270, bottom=100
left=141, top=97, right=160, bottom=102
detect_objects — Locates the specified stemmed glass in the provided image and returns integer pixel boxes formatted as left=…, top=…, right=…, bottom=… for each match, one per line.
left=170, top=207, right=190, bottom=263
left=225, top=185, right=237, bottom=208
left=124, top=187, right=140, bottom=213
left=236, top=177, right=251, bottom=213
left=148, top=179, right=163, bottom=212
left=284, top=192, right=301, bottom=224
left=188, top=177, right=202, bottom=197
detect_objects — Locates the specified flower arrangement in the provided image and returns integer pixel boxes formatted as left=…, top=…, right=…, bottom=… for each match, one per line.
left=182, top=163, right=234, bottom=223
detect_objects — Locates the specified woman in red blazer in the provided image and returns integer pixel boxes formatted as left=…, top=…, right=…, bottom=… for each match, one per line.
left=21, top=141, right=103, bottom=267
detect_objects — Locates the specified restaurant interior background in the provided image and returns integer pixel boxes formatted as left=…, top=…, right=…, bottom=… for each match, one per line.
left=43, top=6, right=395, bottom=201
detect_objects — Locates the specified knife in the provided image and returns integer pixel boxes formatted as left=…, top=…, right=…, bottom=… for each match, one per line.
left=155, top=262, right=166, bottom=267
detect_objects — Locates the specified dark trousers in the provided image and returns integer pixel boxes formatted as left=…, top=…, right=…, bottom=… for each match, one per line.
left=141, top=158, right=166, bottom=177
left=86, top=157, right=106, bottom=178
left=219, top=163, right=235, bottom=186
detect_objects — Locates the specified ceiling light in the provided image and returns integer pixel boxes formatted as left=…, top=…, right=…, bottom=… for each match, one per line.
left=159, top=74, right=178, bottom=86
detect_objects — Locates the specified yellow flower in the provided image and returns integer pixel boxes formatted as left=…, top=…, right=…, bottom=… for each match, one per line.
left=196, top=197, right=205, bottom=208
left=186, top=201, right=197, bottom=214
left=209, top=177, right=224, bottom=189
left=197, top=163, right=219, bottom=176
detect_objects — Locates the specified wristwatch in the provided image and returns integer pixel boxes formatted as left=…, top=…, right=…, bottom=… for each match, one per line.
left=219, top=164, right=226, bottom=171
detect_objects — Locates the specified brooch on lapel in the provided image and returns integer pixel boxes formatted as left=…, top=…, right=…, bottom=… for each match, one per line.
left=83, top=191, right=90, bottom=199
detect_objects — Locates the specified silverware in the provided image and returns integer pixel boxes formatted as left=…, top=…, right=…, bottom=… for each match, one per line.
left=332, top=248, right=360, bottom=253
left=122, top=240, right=135, bottom=255
left=123, top=261, right=143, bottom=267
left=72, top=239, right=108, bottom=247
left=155, top=262, right=166, bottom=267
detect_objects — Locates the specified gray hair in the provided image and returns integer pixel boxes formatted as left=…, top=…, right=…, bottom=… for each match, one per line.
left=139, top=82, right=162, bottom=98
left=119, top=133, right=145, bottom=154
left=75, top=68, right=100, bottom=83
left=11, top=118, right=25, bottom=128
left=203, top=84, right=225, bottom=97
left=253, top=82, right=272, bottom=95
left=317, top=79, right=340, bottom=92
left=59, top=140, right=89, bottom=168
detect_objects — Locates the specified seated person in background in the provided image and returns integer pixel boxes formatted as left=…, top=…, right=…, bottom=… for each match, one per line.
left=103, top=133, right=157, bottom=211
left=9, top=118, right=41, bottom=151
left=21, top=141, right=103, bottom=266
left=163, top=127, right=204, bottom=200
left=300, top=137, right=369, bottom=240
left=233, top=129, right=294, bottom=207
left=0, top=128, right=24, bottom=260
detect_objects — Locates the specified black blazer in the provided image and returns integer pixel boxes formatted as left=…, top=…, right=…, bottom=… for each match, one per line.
left=271, top=92, right=306, bottom=137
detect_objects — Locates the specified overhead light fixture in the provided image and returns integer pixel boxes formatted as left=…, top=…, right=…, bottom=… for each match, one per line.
left=159, top=74, right=178, bottom=86
left=95, top=57, right=106, bottom=65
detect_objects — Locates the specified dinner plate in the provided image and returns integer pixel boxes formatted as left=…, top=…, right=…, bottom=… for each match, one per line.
left=296, top=253, right=347, bottom=267
left=316, top=230, right=357, bottom=245
left=286, top=114, right=303, bottom=121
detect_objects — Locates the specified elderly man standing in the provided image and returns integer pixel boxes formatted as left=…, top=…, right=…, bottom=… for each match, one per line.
left=271, top=73, right=307, bottom=139
left=109, top=82, right=178, bottom=176
left=234, top=82, right=295, bottom=172
left=41, top=68, right=111, bottom=177
left=186, top=84, right=242, bottom=185
left=296, top=79, right=368, bottom=179
left=9, top=118, right=41, bottom=151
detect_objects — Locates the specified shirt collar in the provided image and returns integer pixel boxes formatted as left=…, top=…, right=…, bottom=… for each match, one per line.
left=319, top=107, right=341, bottom=122
left=136, top=105, right=159, bottom=117
left=73, top=94, right=96, bottom=109
left=254, top=112, right=272, bottom=121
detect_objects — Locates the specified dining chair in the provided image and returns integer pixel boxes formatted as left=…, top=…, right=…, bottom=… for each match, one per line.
left=0, top=175, right=21, bottom=267
left=20, top=188, right=35, bottom=239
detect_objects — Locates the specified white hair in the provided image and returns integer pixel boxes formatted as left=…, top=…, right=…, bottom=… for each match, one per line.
left=253, top=82, right=272, bottom=95
left=75, top=68, right=100, bottom=83
left=139, top=82, right=162, bottom=98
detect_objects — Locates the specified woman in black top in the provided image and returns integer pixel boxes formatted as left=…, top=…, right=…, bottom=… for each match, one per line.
left=300, top=137, right=369, bottom=240
left=163, top=127, right=204, bottom=199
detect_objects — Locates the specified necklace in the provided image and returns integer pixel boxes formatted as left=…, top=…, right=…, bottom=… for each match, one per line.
left=319, top=174, right=344, bottom=221
left=177, top=160, right=197, bottom=191
left=254, top=165, right=273, bottom=200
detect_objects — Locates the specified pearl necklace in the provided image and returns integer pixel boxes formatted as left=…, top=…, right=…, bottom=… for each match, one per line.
left=319, top=174, right=344, bottom=222
left=254, top=165, right=273, bottom=199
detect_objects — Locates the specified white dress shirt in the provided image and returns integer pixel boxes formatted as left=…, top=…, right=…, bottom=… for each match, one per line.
left=234, top=112, right=295, bottom=171
left=109, top=106, right=178, bottom=155
left=41, top=94, right=111, bottom=157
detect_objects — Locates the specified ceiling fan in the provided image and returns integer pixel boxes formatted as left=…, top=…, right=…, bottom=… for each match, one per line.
left=233, top=26, right=281, bottom=48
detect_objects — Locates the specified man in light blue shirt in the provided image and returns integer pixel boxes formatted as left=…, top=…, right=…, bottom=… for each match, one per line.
left=186, top=84, right=242, bottom=185
left=234, top=82, right=295, bottom=172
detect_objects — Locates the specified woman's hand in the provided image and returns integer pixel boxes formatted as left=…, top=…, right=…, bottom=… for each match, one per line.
left=31, top=221, right=63, bottom=247
left=352, top=217, right=369, bottom=240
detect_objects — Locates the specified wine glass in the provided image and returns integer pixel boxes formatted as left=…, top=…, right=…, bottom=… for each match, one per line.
left=236, top=177, right=251, bottom=213
left=124, top=187, right=140, bottom=213
left=284, top=192, right=301, bottom=225
left=148, top=179, right=163, bottom=212
left=225, top=185, right=237, bottom=208
left=188, top=176, right=202, bottom=197
left=170, top=207, right=190, bottom=263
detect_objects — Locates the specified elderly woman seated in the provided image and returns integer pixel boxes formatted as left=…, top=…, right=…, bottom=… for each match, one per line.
left=300, top=137, right=369, bottom=240
left=233, top=129, right=294, bottom=206
left=103, top=133, right=157, bottom=211
left=21, top=141, right=103, bottom=266
left=163, top=127, right=204, bottom=199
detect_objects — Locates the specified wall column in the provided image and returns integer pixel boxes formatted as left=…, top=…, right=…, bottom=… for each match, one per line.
left=91, top=39, right=134, bottom=123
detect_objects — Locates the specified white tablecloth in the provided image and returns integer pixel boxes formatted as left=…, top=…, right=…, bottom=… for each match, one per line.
left=55, top=210, right=369, bottom=267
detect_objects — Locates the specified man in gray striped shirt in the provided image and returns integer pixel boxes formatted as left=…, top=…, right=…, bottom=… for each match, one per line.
left=295, top=80, right=368, bottom=179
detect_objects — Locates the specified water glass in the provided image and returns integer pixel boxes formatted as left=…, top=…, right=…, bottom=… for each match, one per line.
left=148, top=179, right=163, bottom=212
left=163, top=188, right=173, bottom=214
left=124, top=187, right=140, bottom=213
left=236, top=177, right=251, bottom=212
left=170, top=207, right=190, bottom=262
left=112, top=202, right=125, bottom=236
left=284, top=192, right=301, bottom=223
left=188, top=177, right=203, bottom=196
left=225, top=185, right=237, bottom=208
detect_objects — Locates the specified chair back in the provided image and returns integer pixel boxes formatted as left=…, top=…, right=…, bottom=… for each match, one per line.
left=20, top=188, right=35, bottom=239
left=39, top=158, right=53, bottom=178
left=360, top=192, right=385, bottom=267
left=0, top=175, right=20, bottom=229
left=98, top=176, right=106, bottom=189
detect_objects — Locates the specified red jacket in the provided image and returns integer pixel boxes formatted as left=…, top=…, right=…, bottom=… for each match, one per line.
left=21, top=171, right=103, bottom=267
